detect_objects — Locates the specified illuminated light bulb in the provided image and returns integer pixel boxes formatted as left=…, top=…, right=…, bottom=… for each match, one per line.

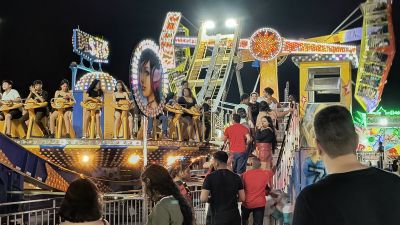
left=82, top=155, right=90, bottom=163
left=167, top=155, right=182, bottom=166
left=128, top=154, right=140, bottom=165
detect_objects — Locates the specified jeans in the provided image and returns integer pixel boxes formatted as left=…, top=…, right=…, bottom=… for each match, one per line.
left=241, top=206, right=266, bottom=225
left=232, top=152, right=248, bottom=174
left=148, top=114, right=167, bottom=134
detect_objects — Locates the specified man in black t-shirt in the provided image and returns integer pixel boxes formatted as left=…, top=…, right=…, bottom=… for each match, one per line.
left=200, top=151, right=245, bottom=225
left=293, top=106, right=400, bottom=225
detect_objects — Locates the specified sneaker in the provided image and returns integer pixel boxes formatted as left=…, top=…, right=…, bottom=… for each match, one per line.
left=96, top=135, right=101, bottom=139
left=112, top=136, right=118, bottom=140
left=82, top=136, right=87, bottom=139
left=65, top=133, right=71, bottom=139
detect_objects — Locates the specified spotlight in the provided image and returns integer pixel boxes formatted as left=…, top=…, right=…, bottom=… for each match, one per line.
left=82, top=155, right=90, bottom=163
left=225, top=18, right=237, bottom=28
left=128, top=154, right=140, bottom=165
left=204, top=20, right=215, bottom=29
left=167, top=155, right=182, bottom=166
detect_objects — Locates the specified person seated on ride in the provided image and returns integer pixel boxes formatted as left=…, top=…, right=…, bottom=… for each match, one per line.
left=147, top=112, right=169, bottom=140
left=178, top=88, right=199, bottom=141
left=0, top=80, right=22, bottom=137
left=49, top=79, right=75, bottom=138
left=113, top=80, right=134, bottom=139
left=20, top=80, right=49, bottom=137
left=83, top=79, right=103, bottom=139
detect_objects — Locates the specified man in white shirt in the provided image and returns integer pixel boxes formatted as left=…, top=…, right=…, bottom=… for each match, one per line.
left=0, top=80, right=22, bottom=137
left=234, top=93, right=254, bottom=128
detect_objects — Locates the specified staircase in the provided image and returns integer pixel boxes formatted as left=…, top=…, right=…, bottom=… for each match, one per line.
left=196, top=35, right=237, bottom=106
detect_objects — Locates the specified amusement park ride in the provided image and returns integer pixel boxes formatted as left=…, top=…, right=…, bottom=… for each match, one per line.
left=0, top=0, right=397, bottom=197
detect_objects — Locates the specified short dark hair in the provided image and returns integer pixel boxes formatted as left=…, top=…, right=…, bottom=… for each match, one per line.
left=232, top=113, right=241, bottom=123
left=240, top=93, right=250, bottom=102
left=33, top=80, right=43, bottom=85
left=181, top=80, right=188, bottom=86
left=314, top=105, right=358, bottom=158
left=59, top=178, right=102, bottom=223
left=213, top=151, right=228, bottom=164
left=264, top=87, right=274, bottom=95
left=205, top=97, right=211, bottom=101
left=259, top=101, right=270, bottom=111
left=2, top=80, right=13, bottom=86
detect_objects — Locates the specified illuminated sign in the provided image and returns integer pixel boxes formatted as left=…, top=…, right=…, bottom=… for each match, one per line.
left=72, top=29, right=109, bottom=63
left=130, top=40, right=169, bottom=118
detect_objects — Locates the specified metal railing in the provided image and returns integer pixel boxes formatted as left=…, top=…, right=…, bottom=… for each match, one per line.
left=273, top=106, right=300, bottom=195
left=0, top=188, right=207, bottom=225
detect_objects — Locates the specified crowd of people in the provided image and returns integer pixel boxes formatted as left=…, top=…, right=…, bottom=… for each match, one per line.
left=224, top=87, right=295, bottom=174
left=55, top=105, right=400, bottom=225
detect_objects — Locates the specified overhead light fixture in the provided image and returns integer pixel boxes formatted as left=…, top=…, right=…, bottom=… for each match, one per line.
left=225, top=18, right=237, bottom=28
left=81, top=155, right=90, bottom=163
left=204, top=20, right=215, bottom=29
left=128, top=154, right=141, bottom=165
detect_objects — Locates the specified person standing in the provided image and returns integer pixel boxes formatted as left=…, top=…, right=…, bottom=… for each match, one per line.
left=234, top=93, right=254, bottom=128
left=258, top=87, right=280, bottom=110
left=256, top=116, right=277, bottom=170
left=201, top=97, right=212, bottom=141
left=241, top=157, right=274, bottom=225
left=249, top=92, right=260, bottom=126
left=142, top=164, right=194, bottom=225
left=58, top=178, right=109, bottom=225
left=224, top=113, right=251, bottom=174
left=200, top=151, right=245, bottom=225
left=293, top=105, right=400, bottom=225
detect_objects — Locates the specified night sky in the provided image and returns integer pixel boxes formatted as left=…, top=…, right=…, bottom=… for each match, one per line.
left=0, top=0, right=399, bottom=111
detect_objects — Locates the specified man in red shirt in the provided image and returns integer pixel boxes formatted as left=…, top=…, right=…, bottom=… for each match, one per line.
left=224, top=113, right=251, bottom=174
left=241, top=157, right=274, bottom=225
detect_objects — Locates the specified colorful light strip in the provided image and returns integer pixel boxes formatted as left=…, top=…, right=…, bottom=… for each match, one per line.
left=291, top=54, right=358, bottom=68
left=74, top=72, right=116, bottom=91
left=282, top=39, right=357, bottom=55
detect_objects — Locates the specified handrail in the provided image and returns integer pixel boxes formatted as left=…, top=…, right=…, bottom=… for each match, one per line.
left=0, top=197, right=62, bottom=207
left=275, top=114, right=293, bottom=168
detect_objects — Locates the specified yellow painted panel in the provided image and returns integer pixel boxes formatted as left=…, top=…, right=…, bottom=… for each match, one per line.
left=260, top=59, right=279, bottom=102
left=298, top=61, right=352, bottom=118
